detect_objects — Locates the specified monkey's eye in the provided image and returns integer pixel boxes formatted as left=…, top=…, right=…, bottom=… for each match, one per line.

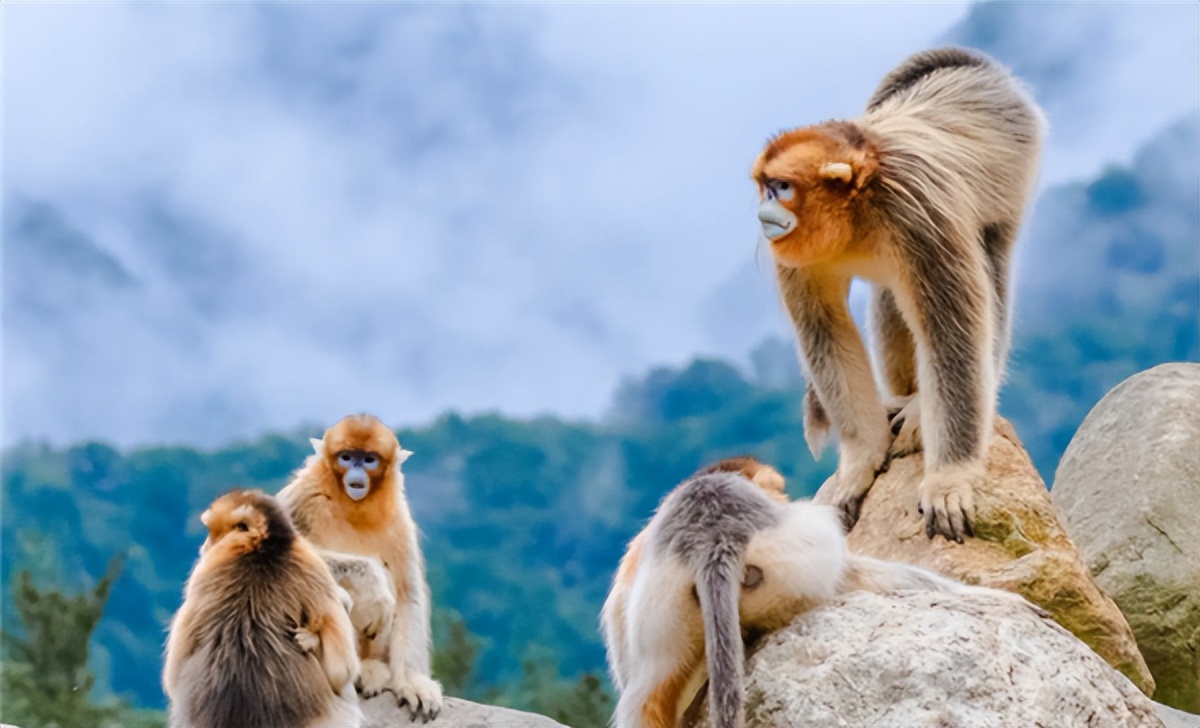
left=235, top=522, right=249, bottom=532
left=768, top=179, right=795, bottom=201
left=337, top=453, right=353, bottom=465
left=363, top=454, right=379, bottom=470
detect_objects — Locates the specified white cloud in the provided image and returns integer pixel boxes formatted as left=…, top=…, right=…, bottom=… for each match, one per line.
left=2, top=2, right=1196, bottom=447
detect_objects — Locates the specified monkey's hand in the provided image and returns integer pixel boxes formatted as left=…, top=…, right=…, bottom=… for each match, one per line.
left=349, top=580, right=395, bottom=644
left=356, top=658, right=392, bottom=698
left=324, top=551, right=396, bottom=642
left=294, top=626, right=321, bottom=655
left=886, top=395, right=923, bottom=458
left=917, top=465, right=977, bottom=543
left=815, top=444, right=887, bottom=533
left=390, top=671, right=444, bottom=723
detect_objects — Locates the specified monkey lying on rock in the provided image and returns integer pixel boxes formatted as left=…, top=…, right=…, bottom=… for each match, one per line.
left=602, top=456, right=1034, bottom=728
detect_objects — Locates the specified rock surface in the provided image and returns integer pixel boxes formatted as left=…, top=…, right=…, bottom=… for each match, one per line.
left=1052, top=362, right=1200, bottom=713
left=362, top=695, right=566, bottom=728
left=1155, top=701, right=1200, bottom=728
left=689, top=591, right=1164, bottom=728
left=817, top=416, right=1156, bottom=695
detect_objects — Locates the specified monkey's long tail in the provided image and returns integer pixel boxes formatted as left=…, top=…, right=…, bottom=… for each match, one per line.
left=694, top=544, right=746, bottom=728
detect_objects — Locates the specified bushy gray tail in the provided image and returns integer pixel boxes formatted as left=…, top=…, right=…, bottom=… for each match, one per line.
left=653, top=472, right=777, bottom=728
left=695, top=549, right=745, bottom=728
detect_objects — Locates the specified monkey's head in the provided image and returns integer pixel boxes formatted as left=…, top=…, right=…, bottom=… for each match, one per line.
left=691, top=455, right=788, bottom=504
left=751, top=122, right=877, bottom=268
left=314, top=413, right=412, bottom=503
left=200, top=489, right=291, bottom=557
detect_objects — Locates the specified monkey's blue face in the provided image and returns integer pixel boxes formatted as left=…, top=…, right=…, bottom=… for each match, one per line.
left=758, top=178, right=797, bottom=241
left=335, top=449, right=380, bottom=501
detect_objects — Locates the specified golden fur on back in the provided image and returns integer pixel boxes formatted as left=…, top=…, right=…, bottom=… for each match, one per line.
left=163, top=489, right=360, bottom=728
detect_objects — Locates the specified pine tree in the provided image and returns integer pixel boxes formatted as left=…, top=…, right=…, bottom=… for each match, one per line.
left=0, top=555, right=161, bottom=728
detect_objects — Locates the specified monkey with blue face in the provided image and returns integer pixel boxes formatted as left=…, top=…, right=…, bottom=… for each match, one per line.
left=277, top=413, right=442, bottom=723
left=752, top=47, right=1045, bottom=542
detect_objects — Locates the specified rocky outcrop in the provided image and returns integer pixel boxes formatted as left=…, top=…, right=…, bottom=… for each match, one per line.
left=688, top=591, right=1163, bottom=727
left=362, top=695, right=566, bottom=727
left=1053, top=362, right=1200, bottom=713
left=1155, top=701, right=1200, bottom=728
left=816, top=416, right=1156, bottom=695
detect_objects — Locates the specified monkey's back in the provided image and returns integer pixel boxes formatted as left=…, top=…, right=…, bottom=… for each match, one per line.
left=171, top=554, right=332, bottom=728
left=862, top=47, right=1045, bottom=230
left=652, top=473, right=779, bottom=568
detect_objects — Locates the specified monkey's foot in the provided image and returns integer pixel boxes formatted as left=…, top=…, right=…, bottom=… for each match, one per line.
left=814, top=449, right=885, bottom=533
left=917, top=466, right=977, bottom=543
left=356, top=658, right=392, bottom=697
left=294, top=626, right=320, bottom=654
left=390, top=672, right=444, bottom=723
left=887, top=396, right=923, bottom=457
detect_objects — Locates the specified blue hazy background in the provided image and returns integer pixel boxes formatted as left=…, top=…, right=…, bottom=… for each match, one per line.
left=2, top=0, right=1198, bottom=718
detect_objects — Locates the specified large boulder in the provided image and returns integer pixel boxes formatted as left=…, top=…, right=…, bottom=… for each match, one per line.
left=817, top=416, right=1156, bottom=695
left=1052, top=362, right=1200, bottom=712
left=362, top=695, right=566, bottom=727
left=688, top=591, right=1163, bottom=727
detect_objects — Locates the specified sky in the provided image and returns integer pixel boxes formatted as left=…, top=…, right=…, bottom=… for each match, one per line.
left=3, top=1, right=1198, bottom=448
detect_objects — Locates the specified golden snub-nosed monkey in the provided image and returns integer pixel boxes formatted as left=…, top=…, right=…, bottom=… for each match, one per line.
left=601, top=456, right=1025, bottom=728
left=752, top=47, right=1044, bottom=541
left=163, top=489, right=362, bottom=728
left=277, top=413, right=443, bottom=722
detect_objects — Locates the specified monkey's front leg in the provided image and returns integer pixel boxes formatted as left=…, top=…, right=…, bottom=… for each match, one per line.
left=782, top=267, right=891, bottom=531
left=905, top=254, right=996, bottom=542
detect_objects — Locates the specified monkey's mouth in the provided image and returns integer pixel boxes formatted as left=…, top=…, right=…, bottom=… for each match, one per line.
left=345, top=483, right=370, bottom=501
left=761, top=222, right=792, bottom=240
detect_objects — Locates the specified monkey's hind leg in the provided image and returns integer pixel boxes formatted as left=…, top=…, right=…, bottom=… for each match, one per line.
left=870, top=286, right=924, bottom=459
left=618, top=560, right=706, bottom=728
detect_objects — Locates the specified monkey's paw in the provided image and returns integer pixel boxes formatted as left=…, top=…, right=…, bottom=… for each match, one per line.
left=887, top=396, right=923, bottom=457
left=345, top=563, right=397, bottom=642
left=390, top=673, right=444, bottom=723
left=814, top=449, right=885, bottom=533
left=355, top=658, right=392, bottom=698
left=917, top=468, right=977, bottom=543
left=294, top=626, right=320, bottom=654
left=350, top=593, right=395, bottom=644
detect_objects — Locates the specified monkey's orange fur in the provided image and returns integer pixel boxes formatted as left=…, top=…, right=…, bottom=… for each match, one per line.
left=752, top=123, right=882, bottom=270
left=164, top=489, right=360, bottom=728
left=277, top=413, right=443, bottom=721
left=284, top=416, right=411, bottom=587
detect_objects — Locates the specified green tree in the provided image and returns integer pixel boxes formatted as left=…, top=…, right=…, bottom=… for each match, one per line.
left=432, top=610, right=480, bottom=697
left=0, top=555, right=163, bottom=728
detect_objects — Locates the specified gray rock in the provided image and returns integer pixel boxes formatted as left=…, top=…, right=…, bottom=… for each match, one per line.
left=362, top=695, right=566, bottom=728
left=1154, top=701, right=1200, bottom=728
left=1052, top=362, right=1200, bottom=712
left=692, top=591, right=1163, bottom=727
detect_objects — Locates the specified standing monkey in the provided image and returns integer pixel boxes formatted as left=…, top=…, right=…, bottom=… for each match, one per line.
left=163, top=489, right=361, bottom=728
left=601, top=457, right=1031, bottom=728
left=277, top=413, right=443, bottom=722
left=751, top=47, right=1045, bottom=541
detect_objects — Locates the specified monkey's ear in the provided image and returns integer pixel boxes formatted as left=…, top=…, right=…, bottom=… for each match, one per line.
left=310, top=438, right=325, bottom=456
left=396, top=448, right=414, bottom=465
left=819, top=161, right=854, bottom=184
left=200, top=508, right=212, bottom=528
